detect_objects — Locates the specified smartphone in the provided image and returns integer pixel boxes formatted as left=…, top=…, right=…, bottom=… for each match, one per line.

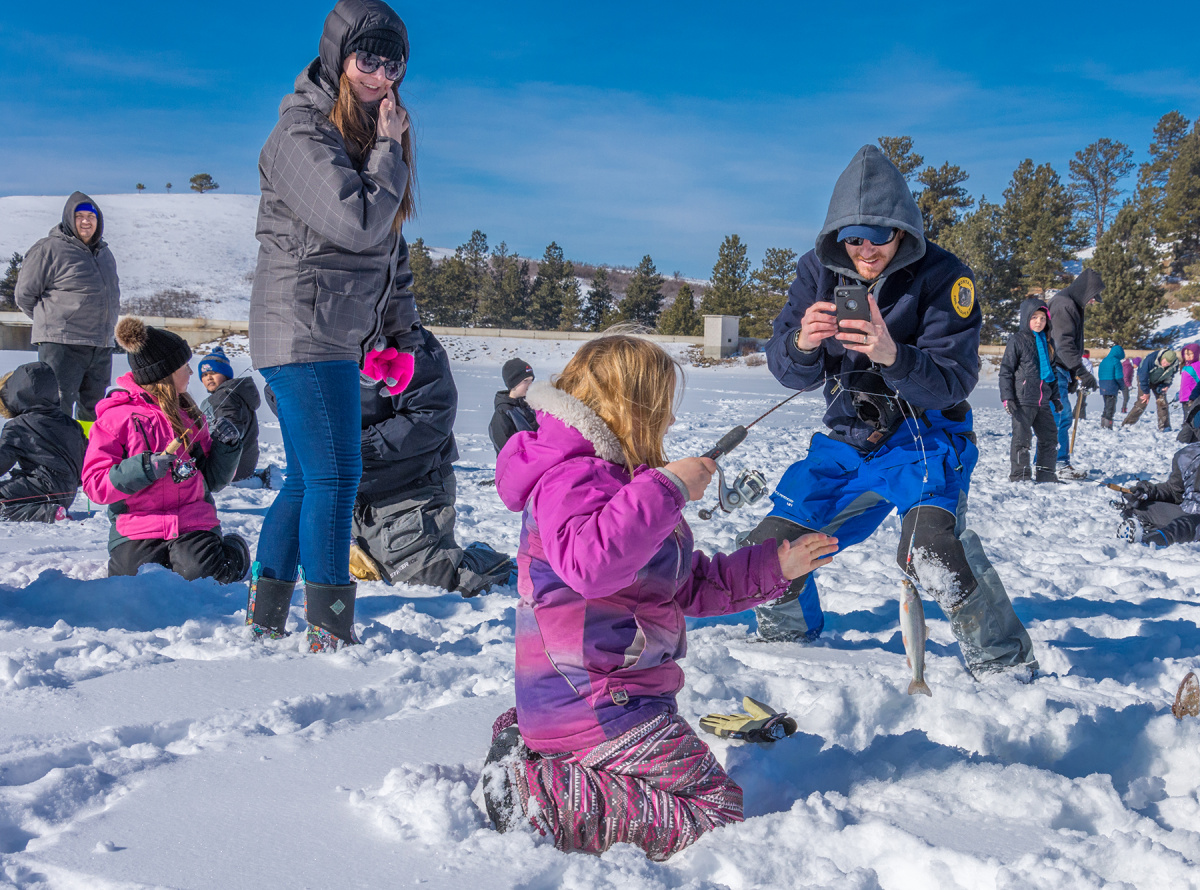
left=834, top=285, right=871, bottom=333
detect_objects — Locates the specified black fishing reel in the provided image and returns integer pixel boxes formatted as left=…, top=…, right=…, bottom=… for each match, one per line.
left=171, top=456, right=199, bottom=484
left=698, top=463, right=768, bottom=520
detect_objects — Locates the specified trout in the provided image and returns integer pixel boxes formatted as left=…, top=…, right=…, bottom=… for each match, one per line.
left=900, top=579, right=932, bottom=696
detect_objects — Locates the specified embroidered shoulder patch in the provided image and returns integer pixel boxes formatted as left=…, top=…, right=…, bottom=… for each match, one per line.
left=951, top=277, right=975, bottom=319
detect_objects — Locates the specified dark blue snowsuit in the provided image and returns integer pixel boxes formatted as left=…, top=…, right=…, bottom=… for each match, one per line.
left=745, top=144, right=1037, bottom=675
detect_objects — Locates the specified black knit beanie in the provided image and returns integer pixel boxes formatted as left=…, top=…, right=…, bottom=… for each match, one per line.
left=115, top=318, right=193, bottom=385
left=502, top=357, right=534, bottom=391
left=346, top=28, right=407, bottom=64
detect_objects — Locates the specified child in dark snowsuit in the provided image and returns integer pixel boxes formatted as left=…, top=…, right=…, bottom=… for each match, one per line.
left=999, top=299, right=1063, bottom=482
left=1117, top=441, right=1200, bottom=547
left=1098, top=344, right=1128, bottom=429
left=0, top=362, right=87, bottom=522
left=198, top=346, right=262, bottom=484
left=488, top=357, right=538, bottom=454
left=481, top=334, right=838, bottom=861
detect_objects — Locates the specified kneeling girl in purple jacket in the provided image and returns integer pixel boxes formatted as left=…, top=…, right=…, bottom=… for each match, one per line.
left=483, top=333, right=837, bottom=860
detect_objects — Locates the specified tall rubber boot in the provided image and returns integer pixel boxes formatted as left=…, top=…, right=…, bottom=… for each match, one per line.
left=305, top=581, right=358, bottom=652
left=247, top=562, right=294, bottom=639
left=950, top=531, right=1038, bottom=678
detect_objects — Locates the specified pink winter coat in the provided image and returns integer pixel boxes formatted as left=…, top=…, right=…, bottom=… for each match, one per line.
left=83, top=372, right=219, bottom=543
left=496, top=382, right=790, bottom=755
left=1180, top=343, right=1200, bottom=404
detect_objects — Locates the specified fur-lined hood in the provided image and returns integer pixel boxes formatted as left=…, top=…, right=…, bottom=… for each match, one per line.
left=495, top=381, right=626, bottom=513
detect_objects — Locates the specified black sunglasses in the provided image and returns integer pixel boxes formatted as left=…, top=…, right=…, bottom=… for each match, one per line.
left=355, top=50, right=406, bottom=82
left=843, top=229, right=898, bottom=247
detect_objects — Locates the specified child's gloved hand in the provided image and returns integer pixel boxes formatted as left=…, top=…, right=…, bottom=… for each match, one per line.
left=144, top=452, right=176, bottom=481
left=777, top=533, right=838, bottom=579
left=699, top=696, right=797, bottom=743
left=1126, top=480, right=1153, bottom=506
left=1051, top=397, right=1063, bottom=413
left=1003, top=400, right=1014, bottom=416
left=211, top=417, right=242, bottom=447
left=362, top=347, right=415, bottom=396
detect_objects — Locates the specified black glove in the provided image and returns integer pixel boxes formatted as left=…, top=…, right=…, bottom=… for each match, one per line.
left=1124, top=480, right=1154, bottom=508
left=1051, top=397, right=1064, bottom=413
left=1004, top=401, right=1014, bottom=416
left=211, top=417, right=242, bottom=447
left=1078, top=368, right=1098, bottom=391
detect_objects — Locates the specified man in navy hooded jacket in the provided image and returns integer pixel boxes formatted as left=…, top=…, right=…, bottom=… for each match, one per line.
left=743, top=145, right=1038, bottom=677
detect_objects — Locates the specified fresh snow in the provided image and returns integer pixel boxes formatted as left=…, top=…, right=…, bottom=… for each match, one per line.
left=0, top=338, right=1198, bottom=889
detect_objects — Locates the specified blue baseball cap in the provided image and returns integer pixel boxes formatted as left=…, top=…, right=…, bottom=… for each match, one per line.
left=838, top=225, right=895, bottom=244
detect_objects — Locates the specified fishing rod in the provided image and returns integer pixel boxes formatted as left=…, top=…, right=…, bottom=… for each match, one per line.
left=697, top=391, right=803, bottom=521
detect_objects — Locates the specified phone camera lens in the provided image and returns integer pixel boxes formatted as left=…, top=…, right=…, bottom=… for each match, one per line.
left=845, top=299, right=858, bottom=311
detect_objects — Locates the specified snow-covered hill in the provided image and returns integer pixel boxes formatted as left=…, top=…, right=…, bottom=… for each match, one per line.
left=0, top=338, right=1197, bottom=888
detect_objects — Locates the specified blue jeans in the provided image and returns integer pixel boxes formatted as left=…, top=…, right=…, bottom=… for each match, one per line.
left=1052, top=366, right=1072, bottom=462
left=256, top=361, right=362, bottom=586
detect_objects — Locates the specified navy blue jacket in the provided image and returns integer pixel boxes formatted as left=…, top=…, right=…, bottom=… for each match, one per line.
left=1138, top=350, right=1180, bottom=396
left=766, top=144, right=980, bottom=452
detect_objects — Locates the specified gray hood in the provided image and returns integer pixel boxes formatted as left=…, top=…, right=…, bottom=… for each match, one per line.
left=815, top=145, right=925, bottom=281
left=58, top=191, right=104, bottom=250
left=1057, top=268, right=1105, bottom=310
left=317, top=0, right=409, bottom=89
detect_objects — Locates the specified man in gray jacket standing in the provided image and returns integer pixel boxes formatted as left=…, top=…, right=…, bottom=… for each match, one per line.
left=15, top=192, right=120, bottom=422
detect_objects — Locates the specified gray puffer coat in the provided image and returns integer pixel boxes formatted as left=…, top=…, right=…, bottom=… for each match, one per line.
left=249, top=0, right=419, bottom=370
left=15, top=192, right=120, bottom=348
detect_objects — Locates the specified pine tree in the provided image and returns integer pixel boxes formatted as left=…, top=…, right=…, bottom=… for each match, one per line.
left=408, top=237, right=450, bottom=325
left=1163, top=124, right=1200, bottom=272
left=189, top=173, right=219, bottom=193
left=657, top=283, right=701, bottom=335
left=558, top=275, right=584, bottom=331
left=616, top=255, right=665, bottom=328
left=581, top=267, right=613, bottom=331
left=941, top=199, right=1021, bottom=343
left=1083, top=204, right=1167, bottom=347
left=0, top=252, right=22, bottom=310
left=744, top=246, right=797, bottom=338
left=877, top=136, right=924, bottom=182
left=480, top=241, right=529, bottom=327
left=1177, top=261, right=1200, bottom=321
left=1001, top=159, right=1082, bottom=293
left=1136, top=110, right=1190, bottom=228
left=699, top=234, right=752, bottom=326
left=528, top=242, right=572, bottom=330
left=165, top=182, right=173, bottom=193
left=136, top=183, right=146, bottom=194
left=916, top=163, right=972, bottom=242
left=1069, top=139, right=1135, bottom=245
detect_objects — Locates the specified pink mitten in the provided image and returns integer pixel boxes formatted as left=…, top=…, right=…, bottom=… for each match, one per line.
left=362, top=348, right=415, bottom=396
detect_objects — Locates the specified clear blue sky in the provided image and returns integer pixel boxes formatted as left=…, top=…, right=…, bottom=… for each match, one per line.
left=3, top=1, right=1199, bottom=277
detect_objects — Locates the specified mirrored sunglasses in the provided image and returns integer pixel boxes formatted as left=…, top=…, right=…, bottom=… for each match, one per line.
left=842, top=229, right=898, bottom=247
left=355, top=51, right=406, bottom=82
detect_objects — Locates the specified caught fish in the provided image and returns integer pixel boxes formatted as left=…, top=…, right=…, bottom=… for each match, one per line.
left=900, top=579, right=932, bottom=696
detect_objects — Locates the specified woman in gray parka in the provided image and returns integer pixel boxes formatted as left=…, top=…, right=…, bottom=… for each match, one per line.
left=247, top=0, right=420, bottom=652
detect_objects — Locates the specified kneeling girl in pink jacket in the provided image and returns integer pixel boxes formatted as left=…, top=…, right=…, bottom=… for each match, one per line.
left=483, top=333, right=837, bottom=860
left=83, top=318, right=250, bottom=583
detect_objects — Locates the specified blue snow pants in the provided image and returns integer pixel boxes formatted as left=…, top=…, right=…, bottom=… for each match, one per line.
left=747, top=410, right=1037, bottom=673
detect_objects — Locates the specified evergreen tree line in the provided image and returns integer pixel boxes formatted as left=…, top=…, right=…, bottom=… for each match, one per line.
left=412, top=111, right=1200, bottom=349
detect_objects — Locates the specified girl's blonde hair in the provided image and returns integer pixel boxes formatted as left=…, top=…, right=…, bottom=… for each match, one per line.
left=143, top=378, right=204, bottom=444
left=555, top=332, right=682, bottom=473
left=329, top=73, right=417, bottom=229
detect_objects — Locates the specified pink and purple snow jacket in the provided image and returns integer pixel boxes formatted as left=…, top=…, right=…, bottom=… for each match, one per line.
left=83, top=372, right=233, bottom=547
left=496, top=382, right=791, bottom=756
left=1180, top=343, right=1199, bottom=404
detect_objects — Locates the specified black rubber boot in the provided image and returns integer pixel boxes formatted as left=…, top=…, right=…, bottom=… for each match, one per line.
left=305, top=581, right=357, bottom=647
left=247, top=566, right=295, bottom=637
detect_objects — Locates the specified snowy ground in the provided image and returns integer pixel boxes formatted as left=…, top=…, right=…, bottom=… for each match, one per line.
left=1, top=339, right=1199, bottom=890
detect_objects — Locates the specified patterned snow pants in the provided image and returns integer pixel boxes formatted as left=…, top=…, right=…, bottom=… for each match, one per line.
left=509, top=713, right=742, bottom=861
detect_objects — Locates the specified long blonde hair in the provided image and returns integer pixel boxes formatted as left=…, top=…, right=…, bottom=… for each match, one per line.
left=143, top=379, right=204, bottom=444
left=329, top=73, right=417, bottom=229
left=555, top=333, right=682, bottom=473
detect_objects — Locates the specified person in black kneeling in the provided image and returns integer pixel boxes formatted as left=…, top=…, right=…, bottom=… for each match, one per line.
left=489, top=357, right=538, bottom=454
left=350, top=326, right=512, bottom=596
left=0, top=362, right=87, bottom=522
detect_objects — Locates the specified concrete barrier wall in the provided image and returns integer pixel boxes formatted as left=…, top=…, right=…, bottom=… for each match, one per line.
left=0, top=312, right=1162, bottom=359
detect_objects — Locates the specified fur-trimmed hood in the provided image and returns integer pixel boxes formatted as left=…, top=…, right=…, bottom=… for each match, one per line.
left=495, top=381, right=626, bottom=513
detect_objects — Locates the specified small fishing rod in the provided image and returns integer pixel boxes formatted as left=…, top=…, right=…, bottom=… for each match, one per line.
left=697, top=391, right=803, bottom=521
